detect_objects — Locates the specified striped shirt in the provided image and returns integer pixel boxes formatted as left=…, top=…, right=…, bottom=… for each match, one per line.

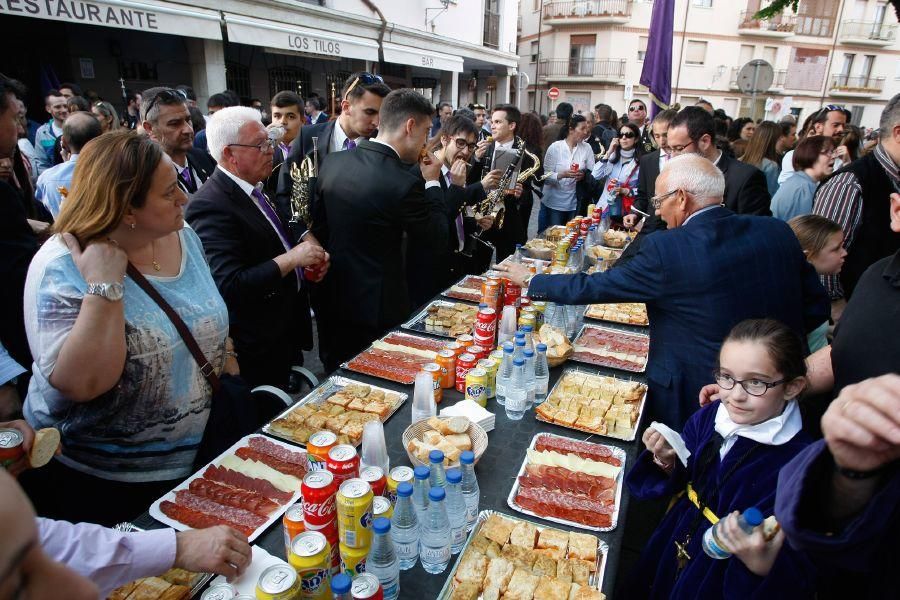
left=812, top=144, right=899, bottom=299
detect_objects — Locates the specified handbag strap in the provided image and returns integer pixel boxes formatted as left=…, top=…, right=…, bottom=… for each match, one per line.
left=125, top=263, right=222, bottom=394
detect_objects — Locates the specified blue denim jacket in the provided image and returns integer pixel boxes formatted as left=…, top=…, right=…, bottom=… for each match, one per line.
left=32, top=120, right=61, bottom=177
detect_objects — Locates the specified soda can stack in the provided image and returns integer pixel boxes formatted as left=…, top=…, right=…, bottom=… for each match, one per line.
left=289, top=531, right=332, bottom=600
left=385, top=466, right=414, bottom=505
left=302, top=471, right=340, bottom=572
left=455, top=353, right=478, bottom=393
left=307, top=431, right=338, bottom=472
left=337, top=478, right=374, bottom=580
left=473, top=306, right=497, bottom=347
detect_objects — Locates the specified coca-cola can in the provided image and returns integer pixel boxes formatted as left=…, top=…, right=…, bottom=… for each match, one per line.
left=504, top=282, right=522, bottom=307
left=473, top=307, right=497, bottom=345
left=302, top=471, right=337, bottom=530
left=455, top=352, right=478, bottom=393
left=359, top=465, right=386, bottom=497
left=326, top=444, right=360, bottom=487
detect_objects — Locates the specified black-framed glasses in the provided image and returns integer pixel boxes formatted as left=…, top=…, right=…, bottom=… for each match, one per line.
left=227, top=138, right=276, bottom=153
left=649, top=189, right=679, bottom=209
left=669, top=139, right=696, bottom=154
left=145, top=89, right=181, bottom=117
left=713, top=369, right=786, bottom=396
left=344, top=73, right=385, bottom=98
left=452, top=138, right=477, bottom=151
left=619, top=131, right=637, bottom=139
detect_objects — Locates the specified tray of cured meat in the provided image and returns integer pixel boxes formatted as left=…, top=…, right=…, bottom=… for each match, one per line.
left=535, top=369, right=648, bottom=442
left=507, top=433, right=626, bottom=532
left=438, top=511, right=608, bottom=600
left=402, top=300, right=479, bottom=339
left=341, top=331, right=446, bottom=384
left=584, top=302, right=649, bottom=327
left=149, top=434, right=304, bottom=543
left=264, top=377, right=407, bottom=446
left=441, top=274, right=486, bottom=304
left=572, top=324, right=649, bottom=373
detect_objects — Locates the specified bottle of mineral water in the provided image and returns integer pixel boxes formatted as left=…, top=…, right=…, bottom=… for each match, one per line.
left=495, top=342, right=514, bottom=406
left=513, top=337, right=526, bottom=364
left=702, top=507, right=764, bottom=560
left=366, top=517, right=400, bottom=600
left=458, top=450, right=480, bottom=532
left=512, top=243, right=524, bottom=263
left=411, top=465, right=430, bottom=522
left=533, top=343, right=550, bottom=405
left=520, top=325, right=535, bottom=351
left=445, top=469, right=468, bottom=554
left=391, top=482, right=419, bottom=571
left=330, top=573, right=352, bottom=600
left=505, top=358, right=528, bottom=421
left=428, top=450, right=447, bottom=490
left=420, top=487, right=452, bottom=574
left=523, top=348, right=536, bottom=409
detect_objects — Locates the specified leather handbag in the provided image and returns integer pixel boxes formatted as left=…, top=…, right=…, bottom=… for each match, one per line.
left=126, top=264, right=260, bottom=469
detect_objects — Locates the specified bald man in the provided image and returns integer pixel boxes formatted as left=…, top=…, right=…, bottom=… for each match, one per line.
left=35, top=111, right=102, bottom=218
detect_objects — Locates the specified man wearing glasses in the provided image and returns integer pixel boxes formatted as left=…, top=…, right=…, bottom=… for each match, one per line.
left=498, top=153, right=827, bottom=428
left=140, top=87, right=214, bottom=196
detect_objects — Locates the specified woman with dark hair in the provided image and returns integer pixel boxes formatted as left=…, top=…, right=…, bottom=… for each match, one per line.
left=727, top=117, right=755, bottom=142
left=516, top=111, right=546, bottom=232
left=740, top=121, right=782, bottom=196
left=591, top=121, right=643, bottom=222
left=771, top=135, right=836, bottom=221
left=539, top=114, right=594, bottom=232
left=839, top=125, right=862, bottom=162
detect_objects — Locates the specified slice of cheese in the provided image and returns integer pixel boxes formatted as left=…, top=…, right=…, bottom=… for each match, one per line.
left=526, top=449, right=620, bottom=479
left=371, top=341, right=438, bottom=360
left=218, top=455, right=301, bottom=493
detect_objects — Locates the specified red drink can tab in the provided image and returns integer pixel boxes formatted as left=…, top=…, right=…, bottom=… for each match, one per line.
left=455, top=352, right=478, bottom=393
left=302, top=470, right=337, bottom=529
left=326, top=444, right=360, bottom=487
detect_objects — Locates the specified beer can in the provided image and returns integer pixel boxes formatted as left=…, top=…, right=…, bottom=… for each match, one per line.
left=473, top=307, right=497, bottom=345
left=302, top=471, right=337, bottom=531
left=283, top=503, right=306, bottom=557
left=336, top=478, right=373, bottom=549
left=422, top=362, right=443, bottom=404
left=455, top=352, right=478, bottom=393
left=465, top=368, right=488, bottom=407
left=386, top=466, right=414, bottom=504
left=0, top=428, right=24, bottom=469
left=350, top=574, right=383, bottom=600
left=200, top=583, right=236, bottom=600
left=326, top=445, right=360, bottom=487
left=255, top=563, right=302, bottom=600
left=339, top=542, right=368, bottom=578
left=435, top=349, right=457, bottom=389
left=477, top=358, right=498, bottom=399
left=307, top=431, right=337, bottom=472
left=289, top=531, right=332, bottom=600
left=372, top=495, right=393, bottom=520
left=359, top=465, right=386, bottom=497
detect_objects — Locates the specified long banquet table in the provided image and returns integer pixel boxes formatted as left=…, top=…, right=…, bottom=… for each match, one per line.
left=133, top=289, right=649, bottom=599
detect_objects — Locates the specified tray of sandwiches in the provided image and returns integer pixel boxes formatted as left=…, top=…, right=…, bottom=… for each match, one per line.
left=571, top=325, right=649, bottom=373
left=149, top=434, right=304, bottom=543
left=583, top=303, right=649, bottom=327
left=264, top=376, right=407, bottom=446
left=402, top=300, right=480, bottom=339
left=342, top=331, right=447, bottom=384
left=442, top=275, right=487, bottom=304
left=507, top=433, right=625, bottom=532
left=438, top=511, right=607, bottom=600
left=535, top=370, right=648, bottom=442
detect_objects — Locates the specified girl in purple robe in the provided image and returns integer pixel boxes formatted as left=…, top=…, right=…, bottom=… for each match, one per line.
left=624, top=319, right=816, bottom=599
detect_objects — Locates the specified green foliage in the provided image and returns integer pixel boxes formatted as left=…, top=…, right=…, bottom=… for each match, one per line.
left=753, top=1, right=799, bottom=21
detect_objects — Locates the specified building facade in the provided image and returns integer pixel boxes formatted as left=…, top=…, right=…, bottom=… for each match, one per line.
left=517, top=0, right=899, bottom=128
left=1, top=0, right=518, bottom=117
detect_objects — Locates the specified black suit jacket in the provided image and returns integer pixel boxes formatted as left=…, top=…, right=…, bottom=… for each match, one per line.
left=0, top=181, right=37, bottom=371
left=435, top=171, right=488, bottom=283
left=184, top=168, right=312, bottom=386
left=312, top=140, right=448, bottom=364
left=275, top=121, right=336, bottom=216
left=309, top=113, right=328, bottom=125
left=718, top=152, right=772, bottom=216
left=176, top=148, right=215, bottom=195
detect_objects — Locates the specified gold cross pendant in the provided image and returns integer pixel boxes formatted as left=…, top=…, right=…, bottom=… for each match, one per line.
left=675, top=537, right=692, bottom=572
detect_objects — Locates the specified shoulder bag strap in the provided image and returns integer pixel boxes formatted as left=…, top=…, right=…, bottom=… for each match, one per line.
left=125, top=263, right=222, bottom=394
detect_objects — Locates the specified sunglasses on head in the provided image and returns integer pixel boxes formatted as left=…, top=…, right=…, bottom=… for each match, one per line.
left=145, top=89, right=181, bottom=116
left=344, top=73, right=385, bottom=98
left=619, top=131, right=637, bottom=139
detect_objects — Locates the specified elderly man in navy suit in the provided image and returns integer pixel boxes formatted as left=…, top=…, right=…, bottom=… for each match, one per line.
left=499, top=154, right=829, bottom=428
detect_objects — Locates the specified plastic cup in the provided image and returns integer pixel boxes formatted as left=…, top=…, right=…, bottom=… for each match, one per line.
left=412, top=371, right=437, bottom=425
left=498, top=305, right=518, bottom=346
left=361, top=420, right=390, bottom=474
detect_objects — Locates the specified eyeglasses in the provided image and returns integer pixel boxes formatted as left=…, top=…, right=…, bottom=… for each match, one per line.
left=452, top=138, right=477, bottom=151
left=619, top=131, right=637, bottom=139
left=145, top=89, right=181, bottom=118
left=649, top=189, right=679, bottom=209
left=227, top=138, right=276, bottom=153
left=713, top=369, right=786, bottom=396
left=344, top=72, right=385, bottom=99
left=668, top=139, right=696, bottom=154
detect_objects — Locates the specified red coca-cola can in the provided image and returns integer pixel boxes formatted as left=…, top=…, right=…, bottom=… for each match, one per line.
left=302, top=470, right=337, bottom=529
left=571, top=162, right=579, bottom=171
left=359, top=465, right=386, bottom=497
left=473, top=307, right=497, bottom=345
left=455, top=352, right=478, bottom=393
left=326, top=444, right=360, bottom=487
left=580, top=220, right=589, bottom=238
left=504, top=282, right=522, bottom=307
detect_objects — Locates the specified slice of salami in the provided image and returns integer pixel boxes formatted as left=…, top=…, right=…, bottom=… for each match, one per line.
left=160, top=500, right=256, bottom=537
left=235, top=446, right=306, bottom=479
left=203, top=465, right=294, bottom=504
left=248, top=436, right=307, bottom=467
left=515, top=487, right=613, bottom=528
left=382, top=334, right=445, bottom=352
left=174, top=490, right=267, bottom=531
left=188, top=478, right=279, bottom=517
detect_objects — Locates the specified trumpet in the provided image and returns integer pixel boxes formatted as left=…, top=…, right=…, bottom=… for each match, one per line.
left=288, top=136, right=318, bottom=226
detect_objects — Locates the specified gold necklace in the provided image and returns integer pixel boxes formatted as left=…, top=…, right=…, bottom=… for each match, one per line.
left=151, top=239, right=161, bottom=272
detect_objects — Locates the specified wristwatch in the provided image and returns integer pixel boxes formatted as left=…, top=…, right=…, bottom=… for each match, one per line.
left=86, top=282, right=125, bottom=302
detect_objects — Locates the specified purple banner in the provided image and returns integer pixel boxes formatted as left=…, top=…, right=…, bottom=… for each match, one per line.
left=640, top=0, right=675, bottom=117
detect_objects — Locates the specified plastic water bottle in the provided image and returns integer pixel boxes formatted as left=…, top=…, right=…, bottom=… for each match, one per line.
left=534, top=343, right=550, bottom=405
left=545, top=303, right=569, bottom=338
left=520, top=325, right=535, bottom=351
left=702, top=507, right=764, bottom=559
left=420, top=487, right=452, bottom=574
left=445, top=469, right=468, bottom=554
left=505, top=358, right=528, bottom=421
left=390, top=482, right=419, bottom=571
left=599, top=206, right=611, bottom=234
left=330, top=573, right=352, bottom=599
left=366, top=517, right=400, bottom=600
left=513, top=337, right=526, bottom=364
left=412, top=465, right=430, bottom=522
left=495, top=342, right=514, bottom=406
left=429, top=450, right=447, bottom=489
left=459, top=450, right=480, bottom=532
left=523, top=348, right=536, bottom=408
left=512, top=244, right=524, bottom=263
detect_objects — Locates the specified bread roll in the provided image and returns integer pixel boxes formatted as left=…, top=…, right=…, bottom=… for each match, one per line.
left=29, top=427, right=60, bottom=468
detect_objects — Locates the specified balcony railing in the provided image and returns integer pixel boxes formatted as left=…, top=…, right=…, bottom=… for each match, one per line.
left=730, top=67, right=787, bottom=89
left=483, top=11, right=500, bottom=49
left=829, top=74, right=885, bottom=94
left=839, top=20, right=898, bottom=43
left=537, top=58, right=627, bottom=80
left=795, top=15, right=835, bottom=37
left=737, top=10, right=796, bottom=34
left=542, top=1, right=632, bottom=20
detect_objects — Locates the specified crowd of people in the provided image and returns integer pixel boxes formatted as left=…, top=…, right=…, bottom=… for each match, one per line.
left=0, top=68, right=897, bottom=600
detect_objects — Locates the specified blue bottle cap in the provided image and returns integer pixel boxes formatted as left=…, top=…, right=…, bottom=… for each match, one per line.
left=446, top=468, right=462, bottom=484
left=536, top=343, right=547, bottom=351
left=397, top=481, right=413, bottom=497
left=413, top=465, right=430, bottom=480
left=514, top=331, right=525, bottom=339
left=513, top=357, right=525, bottom=366
left=743, top=507, right=764, bottom=527
left=522, top=325, right=533, bottom=332
left=523, top=348, right=534, bottom=357
left=428, top=487, right=446, bottom=502
left=331, top=573, right=352, bottom=594
left=373, top=517, right=391, bottom=534
left=503, top=344, right=514, bottom=353
left=515, top=339, right=526, bottom=347
left=429, top=449, right=445, bottom=464
left=460, top=450, right=475, bottom=464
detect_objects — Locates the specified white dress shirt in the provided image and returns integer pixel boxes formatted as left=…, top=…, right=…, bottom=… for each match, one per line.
left=330, top=120, right=352, bottom=153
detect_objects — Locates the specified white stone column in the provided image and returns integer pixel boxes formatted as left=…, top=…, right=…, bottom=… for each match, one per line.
left=186, top=38, right=226, bottom=110
left=440, top=70, right=460, bottom=107
left=496, top=67, right=513, bottom=104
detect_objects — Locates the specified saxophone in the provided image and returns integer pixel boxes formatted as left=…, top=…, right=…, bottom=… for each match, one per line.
left=475, top=138, right=525, bottom=230
left=519, top=145, right=553, bottom=184
left=288, top=136, right=318, bottom=226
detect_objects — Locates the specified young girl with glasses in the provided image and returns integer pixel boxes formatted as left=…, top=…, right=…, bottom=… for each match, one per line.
left=623, top=319, right=815, bottom=599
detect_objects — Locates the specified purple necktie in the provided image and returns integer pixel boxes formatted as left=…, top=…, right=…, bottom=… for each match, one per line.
left=251, top=187, right=303, bottom=287
left=343, top=138, right=357, bottom=150
left=178, top=167, right=195, bottom=192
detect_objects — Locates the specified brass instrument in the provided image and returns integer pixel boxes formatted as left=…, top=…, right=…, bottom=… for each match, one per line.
left=288, top=136, right=318, bottom=226
left=519, top=145, right=553, bottom=184
left=594, top=141, right=607, bottom=162
left=474, top=138, right=524, bottom=230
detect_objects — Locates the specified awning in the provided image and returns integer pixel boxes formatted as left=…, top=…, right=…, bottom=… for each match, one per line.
left=382, top=41, right=464, bottom=73
left=0, top=0, right=221, bottom=39
left=224, top=14, right=378, bottom=61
